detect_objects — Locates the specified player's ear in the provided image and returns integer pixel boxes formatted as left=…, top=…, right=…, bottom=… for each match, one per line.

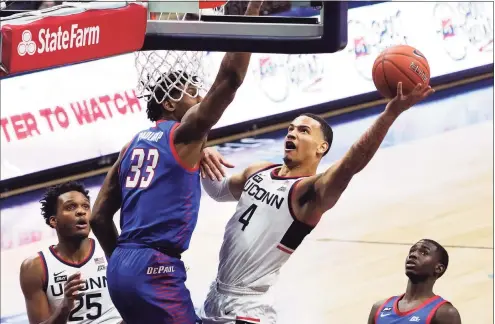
left=434, top=263, right=445, bottom=277
left=49, top=215, right=57, bottom=229
left=162, top=100, right=176, bottom=112
left=317, top=141, right=328, bottom=156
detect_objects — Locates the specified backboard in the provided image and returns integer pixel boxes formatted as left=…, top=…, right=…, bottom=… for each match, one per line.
left=0, top=1, right=347, bottom=76
left=143, top=1, right=348, bottom=54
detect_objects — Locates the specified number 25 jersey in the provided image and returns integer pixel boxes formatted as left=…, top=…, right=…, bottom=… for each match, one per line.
left=216, top=165, right=314, bottom=290
left=39, top=239, right=121, bottom=323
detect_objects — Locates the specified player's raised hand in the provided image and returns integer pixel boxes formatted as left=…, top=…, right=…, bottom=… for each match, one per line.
left=200, top=147, right=235, bottom=181
left=386, top=82, right=435, bottom=116
left=62, top=272, right=85, bottom=310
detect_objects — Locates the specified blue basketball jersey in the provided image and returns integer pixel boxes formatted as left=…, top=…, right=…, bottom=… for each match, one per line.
left=117, top=120, right=201, bottom=253
left=375, top=295, right=448, bottom=324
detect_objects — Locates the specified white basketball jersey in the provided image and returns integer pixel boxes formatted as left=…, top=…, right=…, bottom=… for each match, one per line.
left=39, top=239, right=121, bottom=323
left=216, top=165, right=314, bottom=291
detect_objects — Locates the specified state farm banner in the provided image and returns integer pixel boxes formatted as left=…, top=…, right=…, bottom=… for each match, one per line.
left=0, top=1, right=493, bottom=181
left=0, top=2, right=147, bottom=75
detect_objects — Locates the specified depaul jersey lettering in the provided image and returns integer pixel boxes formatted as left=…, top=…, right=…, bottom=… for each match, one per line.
left=118, top=120, right=201, bottom=253
left=375, top=295, right=448, bottom=324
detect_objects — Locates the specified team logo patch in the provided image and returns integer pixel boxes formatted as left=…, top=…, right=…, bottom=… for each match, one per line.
left=94, top=257, right=105, bottom=265
left=54, top=275, right=67, bottom=283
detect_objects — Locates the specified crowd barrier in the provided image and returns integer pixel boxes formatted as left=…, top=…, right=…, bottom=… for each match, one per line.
left=1, top=1, right=493, bottom=182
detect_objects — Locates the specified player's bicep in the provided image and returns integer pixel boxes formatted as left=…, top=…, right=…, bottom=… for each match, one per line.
left=313, top=160, right=354, bottom=212
left=92, top=145, right=127, bottom=221
left=20, top=258, right=51, bottom=323
left=175, top=77, right=238, bottom=144
left=227, top=172, right=247, bottom=200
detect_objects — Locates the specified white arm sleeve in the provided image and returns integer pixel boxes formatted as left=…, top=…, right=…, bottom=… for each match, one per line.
left=201, top=176, right=237, bottom=202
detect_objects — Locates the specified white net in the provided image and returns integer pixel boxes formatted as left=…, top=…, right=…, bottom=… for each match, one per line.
left=134, top=2, right=226, bottom=104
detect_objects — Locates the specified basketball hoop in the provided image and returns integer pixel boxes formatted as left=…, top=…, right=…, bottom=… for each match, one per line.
left=134, top=0, right=227, bottom=104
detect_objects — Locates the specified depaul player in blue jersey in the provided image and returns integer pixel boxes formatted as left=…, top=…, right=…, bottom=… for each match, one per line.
left=89, top=2, right=263, bottom=323
left=368, top=239, right=461, bottom=324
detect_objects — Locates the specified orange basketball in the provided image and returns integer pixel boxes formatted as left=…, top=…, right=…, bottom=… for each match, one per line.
left=372, top=45, right=430, bottom=99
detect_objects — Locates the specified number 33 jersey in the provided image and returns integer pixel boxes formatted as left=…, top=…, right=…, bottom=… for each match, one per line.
left=39, top=239, right=122, bottom=323
left=216, top=165, right=314, bottom=290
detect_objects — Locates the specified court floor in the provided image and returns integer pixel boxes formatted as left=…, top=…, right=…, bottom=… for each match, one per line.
left=185, top=120, right=494, bottom=323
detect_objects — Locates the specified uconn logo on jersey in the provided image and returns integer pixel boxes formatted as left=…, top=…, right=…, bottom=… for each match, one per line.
left=243, top=174, right=285, bottom=209
left=49, top=273, right=108, bottom=297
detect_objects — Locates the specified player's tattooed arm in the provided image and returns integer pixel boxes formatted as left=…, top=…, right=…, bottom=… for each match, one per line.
left=20, top=256, right=84, bottom=324
left=431, top=303, right=462, bottom=324
left=172, top=1, right=264, bottom=165
left=294, top=83, right=434, bottom=225
left=90, top=143, right=129, bottom=258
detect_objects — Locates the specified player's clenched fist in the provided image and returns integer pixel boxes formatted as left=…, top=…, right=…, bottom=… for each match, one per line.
left=62, top=272, right=85, bottom=309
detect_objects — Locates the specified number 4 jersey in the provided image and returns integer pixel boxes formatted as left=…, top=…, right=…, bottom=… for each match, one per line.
left=216, top=165, right=314, bottom=290
left=39, top=239, right=122, bottom=323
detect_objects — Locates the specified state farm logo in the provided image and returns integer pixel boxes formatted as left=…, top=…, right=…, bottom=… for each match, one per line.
left=17, top=30, right=36, bottom=56
left=17, top=24, right=100, bottom=57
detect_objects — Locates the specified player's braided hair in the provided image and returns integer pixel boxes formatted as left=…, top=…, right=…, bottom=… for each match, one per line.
left=40, top=181, right=90, bottom=227
left=300, top=113, right=334, bottom=156
left=144, top=71, right=199, bottom=122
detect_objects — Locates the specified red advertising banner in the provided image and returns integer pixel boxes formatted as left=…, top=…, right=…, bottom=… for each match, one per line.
left=1, top=3, right=147, bottom=75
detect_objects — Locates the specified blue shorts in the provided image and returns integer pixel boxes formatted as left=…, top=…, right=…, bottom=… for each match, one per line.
left=107, top=245, right=199, bottom=324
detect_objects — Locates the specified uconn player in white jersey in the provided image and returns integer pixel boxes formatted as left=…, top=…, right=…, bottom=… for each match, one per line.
left=199, top=83, right=435, bottom=323
left=20, top=182, right=122, bottom=324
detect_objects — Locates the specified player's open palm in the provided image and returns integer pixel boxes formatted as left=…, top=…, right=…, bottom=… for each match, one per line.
left=62, top=272, right=85, bottom=310
left=200, top=147, right=235, bottom=181
left=386, top=82, right=435, bottom=115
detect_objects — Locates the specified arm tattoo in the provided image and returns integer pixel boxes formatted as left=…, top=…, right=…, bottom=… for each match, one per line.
left=341, top=112, right=397, bottom=174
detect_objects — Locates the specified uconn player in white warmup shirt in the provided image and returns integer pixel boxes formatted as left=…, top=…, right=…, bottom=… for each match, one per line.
left=199, top=84, right=435, bottom=323
left=20, top=182, right=121, bottom=324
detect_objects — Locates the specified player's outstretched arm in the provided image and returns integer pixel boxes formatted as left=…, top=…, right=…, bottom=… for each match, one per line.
left=90, top=144, right=128, bottom=258
left=294, top=83, right=434, bottom=225
left=172, top=1, right=264, bottom=163
left=20, top=257, right=85, bottom=324
left=431, top=303, right=462, bottom=324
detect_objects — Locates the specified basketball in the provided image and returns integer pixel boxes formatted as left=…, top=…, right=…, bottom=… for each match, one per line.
left=372, top=45, right=430, bottom=99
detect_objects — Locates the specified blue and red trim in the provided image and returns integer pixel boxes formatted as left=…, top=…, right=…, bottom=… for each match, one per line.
left=393, top=294, right=440, bottom=317
left=426, top=300, right=449, bottom=324
left=167, top=121, right=200, bottom=172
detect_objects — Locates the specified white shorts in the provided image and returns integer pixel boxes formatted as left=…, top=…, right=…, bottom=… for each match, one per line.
left=198, top=281, right=277, bottom=324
